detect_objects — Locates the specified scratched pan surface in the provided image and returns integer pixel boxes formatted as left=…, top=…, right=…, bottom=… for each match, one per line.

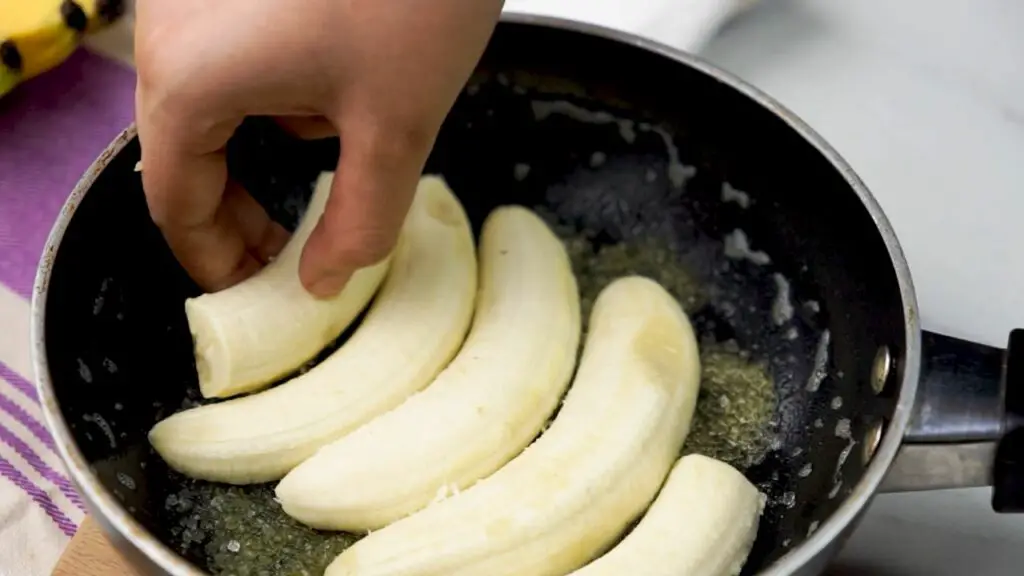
left=42, top=20, right=904, bottom=575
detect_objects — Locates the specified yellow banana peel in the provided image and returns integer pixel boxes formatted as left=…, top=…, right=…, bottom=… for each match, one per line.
left=0, top=0, right=126, bottom=98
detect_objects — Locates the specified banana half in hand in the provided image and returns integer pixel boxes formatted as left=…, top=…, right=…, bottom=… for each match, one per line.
left=276, top=205, right=581, bottom=532
left=149, top=176, right=477, bottom=484
left=1, top=0, right=126, bottom=97
left=570, top=454, right=765, bottom=576
left=185, top=171, right=392, bottom=399
left=324, top=276, right=701, bottom=576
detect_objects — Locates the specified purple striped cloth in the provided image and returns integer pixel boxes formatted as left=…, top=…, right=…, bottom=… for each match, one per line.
left=0, top=46, right=136, bottom=572
left=0, top=49, right=136, bottom=298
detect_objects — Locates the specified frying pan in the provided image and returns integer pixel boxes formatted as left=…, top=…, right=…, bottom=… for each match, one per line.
left=30, top=13, right=1024, bottom=576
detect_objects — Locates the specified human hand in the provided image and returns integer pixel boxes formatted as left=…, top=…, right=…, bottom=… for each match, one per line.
left=135, top=0, right=503, bottom=296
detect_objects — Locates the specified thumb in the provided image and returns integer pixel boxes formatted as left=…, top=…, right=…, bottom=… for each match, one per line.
left=298, top=134, right=426, bottom=298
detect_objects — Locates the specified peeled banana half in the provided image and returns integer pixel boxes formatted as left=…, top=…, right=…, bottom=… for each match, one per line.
left=324, top=276, right=701, bottom=576
left=148, top=177, right=477, bottom=484
left=185, top=171, right=392, bottom=399
left=1, top=0, right=125, bottom=97
left=276, top=205, right=581, bottom=532
left=570, top=454, right=765, bottom=576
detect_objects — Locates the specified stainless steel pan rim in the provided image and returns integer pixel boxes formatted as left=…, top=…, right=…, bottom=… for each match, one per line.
left=30, top=123, right=202, bottom=575
left=29, top=12, right=922, bottom=576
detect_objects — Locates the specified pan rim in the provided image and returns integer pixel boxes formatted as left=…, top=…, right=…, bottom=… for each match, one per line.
left=30, top=123, right=205, bottom=576
left=30, top=12, right=921, bottom=576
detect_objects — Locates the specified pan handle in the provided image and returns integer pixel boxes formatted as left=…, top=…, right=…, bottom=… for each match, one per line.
left=880, top=329, right=1024, bottom=512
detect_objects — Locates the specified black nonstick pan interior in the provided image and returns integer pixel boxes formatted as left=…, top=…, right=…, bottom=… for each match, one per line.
left=42, top=21, right=906, bottom=575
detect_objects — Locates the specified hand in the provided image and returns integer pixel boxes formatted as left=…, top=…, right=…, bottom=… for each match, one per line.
left=135, top=0, right=503, bottom=296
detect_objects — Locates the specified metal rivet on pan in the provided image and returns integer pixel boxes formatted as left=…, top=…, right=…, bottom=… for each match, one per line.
left=863, top=421, right=884, bottom=464
left=871, top=346, right=892, bottom=394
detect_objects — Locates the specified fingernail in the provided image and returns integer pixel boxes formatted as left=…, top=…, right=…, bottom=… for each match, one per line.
left=308, top=272, right=351, bottom=299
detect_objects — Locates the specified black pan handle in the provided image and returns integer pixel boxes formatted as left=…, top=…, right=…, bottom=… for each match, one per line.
left=881, top=329, right=1024, bottom=512
left=995, top=330, right=1024, bottom=511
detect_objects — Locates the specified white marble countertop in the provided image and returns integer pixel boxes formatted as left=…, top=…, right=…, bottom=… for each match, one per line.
left=701, top=0, right=1024, bottom=348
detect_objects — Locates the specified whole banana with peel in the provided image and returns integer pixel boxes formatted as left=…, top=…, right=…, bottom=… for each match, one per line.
left=0, top=0, right=126, bottom=98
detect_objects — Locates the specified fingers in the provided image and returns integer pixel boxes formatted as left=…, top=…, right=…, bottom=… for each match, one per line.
left=166, top=204, right=264, bottom=292
left=137, top=126, right=250, bottom=292
left=222, top=182, right=291, bottom=264
left=275, top=116, right=337, bottom=140
left=136, top=71, right=293, bottom=291
left=138, top=107, right=287, bottom=290
left=299, top=127, right=429, bottom=297
left=134, top=3, right=334, bottom=293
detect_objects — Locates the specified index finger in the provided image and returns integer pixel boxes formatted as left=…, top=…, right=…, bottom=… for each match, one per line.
left=136, top=84, right=259, bottom=291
